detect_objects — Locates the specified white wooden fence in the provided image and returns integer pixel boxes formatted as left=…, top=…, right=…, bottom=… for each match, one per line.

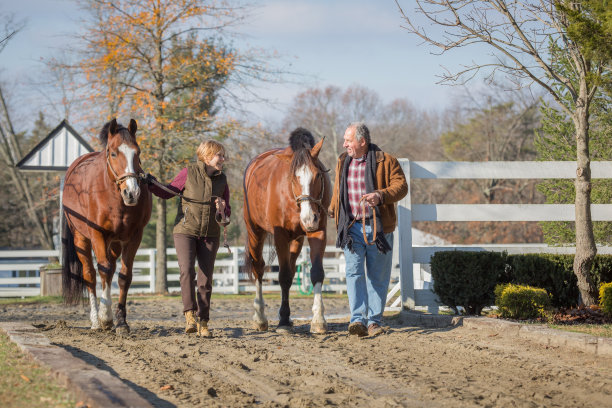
left=5, top=160, right=612, bottom=313
left=389, top=160, right=612, bottom=313
left=0, top=246, right=401, bottom=298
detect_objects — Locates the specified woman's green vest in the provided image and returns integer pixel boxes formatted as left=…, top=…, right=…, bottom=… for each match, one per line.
left=173, top=161, right=227, bottom=238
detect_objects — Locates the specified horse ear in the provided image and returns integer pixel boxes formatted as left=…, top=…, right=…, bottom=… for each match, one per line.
left=128, top=119, right=138, bottom=137
left=310, top=136, right=325, bottom=159
left=109, top=118, right=117, bottom=135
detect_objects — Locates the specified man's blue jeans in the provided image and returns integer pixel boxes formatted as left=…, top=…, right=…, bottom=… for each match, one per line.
left=343, top=222, right=394, bottom=327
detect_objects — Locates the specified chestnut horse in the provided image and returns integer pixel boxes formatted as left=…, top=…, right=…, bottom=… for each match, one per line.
left=61, top=118, right=151, bottom=335
left=243, top=129, right=331, bottom=334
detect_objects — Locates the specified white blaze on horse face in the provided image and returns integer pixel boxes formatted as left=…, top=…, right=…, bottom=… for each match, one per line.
left=296, top=164, right=317, bottom=230
left=118, top=144, right=141, bottom=204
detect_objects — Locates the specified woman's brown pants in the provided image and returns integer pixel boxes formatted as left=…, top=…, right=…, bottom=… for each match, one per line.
left=173, top=233, right=220, bottom=321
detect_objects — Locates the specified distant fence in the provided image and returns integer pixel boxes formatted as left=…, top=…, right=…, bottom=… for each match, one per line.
left=0, top=246, right=401, bottom=300
left=392, top=160, right=612, bottom=313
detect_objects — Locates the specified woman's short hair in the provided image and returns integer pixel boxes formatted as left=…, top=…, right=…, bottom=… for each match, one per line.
left=196, top=140, right=225, bottom=163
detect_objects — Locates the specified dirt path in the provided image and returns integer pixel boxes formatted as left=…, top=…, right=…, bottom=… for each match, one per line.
left=2, top=297, right=611, bottom=407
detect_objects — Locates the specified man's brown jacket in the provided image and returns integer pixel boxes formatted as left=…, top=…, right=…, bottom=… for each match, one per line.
left=328, top=150, right=408, bottom=234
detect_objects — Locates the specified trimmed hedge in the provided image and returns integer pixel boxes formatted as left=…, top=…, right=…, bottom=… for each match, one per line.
left=430, top=251, right=506, bottom=315
left=600, top=282, right=612, bottom=317
left=504, top=254, right=578, bottom=308
left=494, top=283, right=551, bottom=319
left=430, top=252, right=612, bottom=311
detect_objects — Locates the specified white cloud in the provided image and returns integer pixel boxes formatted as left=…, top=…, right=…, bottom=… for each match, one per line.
left=244, top=0, right=403, bottom=37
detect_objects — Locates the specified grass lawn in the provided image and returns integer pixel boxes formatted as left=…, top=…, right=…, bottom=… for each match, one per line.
left=547, top=324, right=612, bottom=338
left=0, top=331, right=76, bottom=408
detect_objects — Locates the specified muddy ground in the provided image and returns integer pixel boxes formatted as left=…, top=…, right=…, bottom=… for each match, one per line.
left=1, top=296, right=611, bottom=408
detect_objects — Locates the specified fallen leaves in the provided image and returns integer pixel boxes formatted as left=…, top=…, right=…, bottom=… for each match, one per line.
left=552, top=305, right=612, bottom=325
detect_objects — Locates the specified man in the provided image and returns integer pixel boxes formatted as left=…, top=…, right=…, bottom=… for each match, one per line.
left=329, top=122, right=408, bottom=337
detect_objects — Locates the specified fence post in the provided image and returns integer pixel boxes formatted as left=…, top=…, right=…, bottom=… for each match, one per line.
left=148, top=248, right=156, bottom=294
left=398, top=160, right=415, bottom=309
left=232, top=247, right=240, bottom=294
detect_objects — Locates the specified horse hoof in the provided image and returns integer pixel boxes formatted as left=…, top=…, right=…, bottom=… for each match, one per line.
left=310, top=322, right=328, bottom=334
left=252, top=321, right=268, bottom=331
left=115, top=325, right=130, bottom=336
left=276, top=325, right=293, bottom=334
left=100, top=320, right=114, bottom=330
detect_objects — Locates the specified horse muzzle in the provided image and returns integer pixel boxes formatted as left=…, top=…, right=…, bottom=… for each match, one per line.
left=301, top=212, right=320, bottom=233
left=121, top=186, right=141, bottom=206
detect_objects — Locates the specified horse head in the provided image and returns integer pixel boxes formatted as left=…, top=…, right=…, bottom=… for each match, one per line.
left=101, top=118, right=143, bottom=206
left=290, top=136, right=328, bottom=233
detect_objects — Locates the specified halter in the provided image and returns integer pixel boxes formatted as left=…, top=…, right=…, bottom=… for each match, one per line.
left=106, top=148, right=145, bottom=187
left=293, top=171, right=327, bottom=215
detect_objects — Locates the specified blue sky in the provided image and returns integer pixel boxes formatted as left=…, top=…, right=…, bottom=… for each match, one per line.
left=1, top=0, right=483, bottom=125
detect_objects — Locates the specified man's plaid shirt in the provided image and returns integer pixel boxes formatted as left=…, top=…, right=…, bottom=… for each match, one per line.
left=347, top=155, right=371, bottom=219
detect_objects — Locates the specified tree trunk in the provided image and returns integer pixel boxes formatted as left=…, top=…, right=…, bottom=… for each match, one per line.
left=573, top=101, right=598, bottom=306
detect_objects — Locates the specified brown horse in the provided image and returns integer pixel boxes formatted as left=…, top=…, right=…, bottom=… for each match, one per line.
left=243, top=128, right=331, bottom=334
left=61, top=118, right=151, bottom=335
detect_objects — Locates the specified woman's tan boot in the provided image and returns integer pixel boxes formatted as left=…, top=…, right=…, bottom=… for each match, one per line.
left=197, top=319, right=212, bottom=338
left=184, top=310, right=197, bottom=334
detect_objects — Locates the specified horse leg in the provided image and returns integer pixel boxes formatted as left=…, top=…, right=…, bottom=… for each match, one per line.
left=248, top=227, right=268, bottom=331
left=276, top=231, right=302, bottom=332
left=116, top=238, right=138, bottom=335
left=307, top=231, right=328, bottom=334
left=73, top=231, right=100, bottom=330
left=91, top=234, right=116, bottom=330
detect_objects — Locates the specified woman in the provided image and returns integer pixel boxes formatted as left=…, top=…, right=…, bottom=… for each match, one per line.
left=149, top=140, right=231, bottom=338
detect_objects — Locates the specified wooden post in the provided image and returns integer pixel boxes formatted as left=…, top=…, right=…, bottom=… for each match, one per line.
left=398, top=159, right=415, bottom=310
left=233, top=247, right=240, bottom=294
left=148, top=249, right=156, bottom=293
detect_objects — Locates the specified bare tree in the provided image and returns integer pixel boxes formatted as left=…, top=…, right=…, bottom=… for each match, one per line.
left=0, top=14, right=55, bottom=250
left=396, top=0, right=611, bottom=305
left=282, top=84, right=443, bottom=174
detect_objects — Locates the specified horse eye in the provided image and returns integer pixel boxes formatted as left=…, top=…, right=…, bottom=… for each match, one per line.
left=110, top=152, right=117, bottom=158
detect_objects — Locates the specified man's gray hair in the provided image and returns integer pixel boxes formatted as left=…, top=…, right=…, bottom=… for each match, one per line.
left=349, top=122, right=370, bottom=144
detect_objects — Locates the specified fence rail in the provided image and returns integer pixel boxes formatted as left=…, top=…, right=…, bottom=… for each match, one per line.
left=0, top=247, right=400, bottom=299
left=395, top=160, right=612, bottom=313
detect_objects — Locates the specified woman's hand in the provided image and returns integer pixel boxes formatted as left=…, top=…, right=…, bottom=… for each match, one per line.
left=215, top=197, right=226, bottom=215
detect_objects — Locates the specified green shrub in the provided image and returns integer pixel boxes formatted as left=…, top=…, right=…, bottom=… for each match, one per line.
left=430, top=251, right=506, bottom=315
left=600, top=282, right=612, bottom=317
left=504, top=254, right=612, bottom=308
left=494, top=283, right=551, bottom=319
left=592, top=257, right=612, bottom=289
left=505, top=254, right=578, bottom=308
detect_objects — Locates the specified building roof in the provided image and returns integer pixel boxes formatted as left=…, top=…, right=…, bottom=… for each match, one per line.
left=16, top=119, right=94, bottom=171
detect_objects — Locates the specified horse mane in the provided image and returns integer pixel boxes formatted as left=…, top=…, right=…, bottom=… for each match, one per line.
left=289, top=127, right=317, bottom=175
left=289, top=127, right=315, bottom=151
left=98, top=120, right=135, bottom=147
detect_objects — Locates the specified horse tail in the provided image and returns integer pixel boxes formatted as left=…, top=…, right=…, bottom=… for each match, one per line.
left=61, top=211, right=84, bottom=304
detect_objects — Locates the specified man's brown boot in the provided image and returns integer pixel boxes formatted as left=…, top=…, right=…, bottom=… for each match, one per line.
left=184, top=310, right=197, bottom=334
left=197, top=319, right=212, bottom=338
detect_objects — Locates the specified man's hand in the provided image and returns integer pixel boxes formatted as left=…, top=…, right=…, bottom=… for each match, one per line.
left=361, top=192, right=381, bottom=207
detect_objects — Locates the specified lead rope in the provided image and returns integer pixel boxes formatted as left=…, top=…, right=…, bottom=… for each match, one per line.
left=147, top=176, right=232, bottom=254
left=359, top=197, right=377, bottom=246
